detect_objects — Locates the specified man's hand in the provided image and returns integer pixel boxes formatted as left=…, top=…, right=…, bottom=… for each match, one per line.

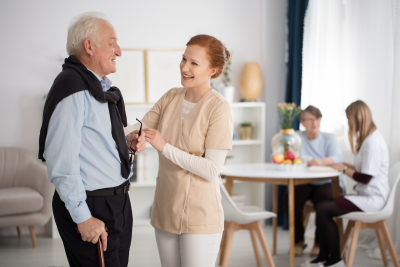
left=143, top=128, right=167, bottom=152
left=307, top=158, right=322, bottom=166
left=77, top=217, right=108, bottom=251
left=126, top=130, right=146, bottom=153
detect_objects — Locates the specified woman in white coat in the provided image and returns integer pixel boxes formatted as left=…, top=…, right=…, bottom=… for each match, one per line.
left=305, top=100, right=390, bottom=267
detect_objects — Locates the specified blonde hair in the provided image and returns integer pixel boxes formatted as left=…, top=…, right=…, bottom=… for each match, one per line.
left=345, top=100, right=376, bottom=154
left=66, top=12, right=110, bottom=56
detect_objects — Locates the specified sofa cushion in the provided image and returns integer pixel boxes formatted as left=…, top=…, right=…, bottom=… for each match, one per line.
left=0, top=187, right=43, bottom=216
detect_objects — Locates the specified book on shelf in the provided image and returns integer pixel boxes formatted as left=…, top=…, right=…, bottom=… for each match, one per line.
left=308, top=166, right=338, bottom=172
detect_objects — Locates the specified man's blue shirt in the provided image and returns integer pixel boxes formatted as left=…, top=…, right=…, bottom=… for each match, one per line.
left=44, top=70, right=127, bottom=224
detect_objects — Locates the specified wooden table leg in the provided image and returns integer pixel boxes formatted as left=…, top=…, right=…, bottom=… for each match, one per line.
left=272, top=184, right=278, bottom=255
left=288, top=179, right=295, bottom=267
left=225, top=176, right=234, bottom=196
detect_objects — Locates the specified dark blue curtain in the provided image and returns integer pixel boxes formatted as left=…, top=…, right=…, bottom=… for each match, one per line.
left=278, top=0, right=309, bottom=229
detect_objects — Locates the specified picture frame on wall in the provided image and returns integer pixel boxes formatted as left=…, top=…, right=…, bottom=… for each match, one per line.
left=145, top=49, right=185, bottom=103
left=107, top=49, right=146, bottom=104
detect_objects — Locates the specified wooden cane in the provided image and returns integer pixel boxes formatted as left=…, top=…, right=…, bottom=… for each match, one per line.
left=76, top=227, right=106, bottom=267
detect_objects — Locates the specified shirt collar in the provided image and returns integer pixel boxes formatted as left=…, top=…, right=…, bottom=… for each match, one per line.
left=87, top=68, right=112, bottom=92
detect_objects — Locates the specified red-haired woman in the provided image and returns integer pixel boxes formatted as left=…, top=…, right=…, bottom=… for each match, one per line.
left=125, top=35, right=233, bottom=266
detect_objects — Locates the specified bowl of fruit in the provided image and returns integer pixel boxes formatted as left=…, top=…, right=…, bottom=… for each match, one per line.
left=272, top=151, right=307, bottom=171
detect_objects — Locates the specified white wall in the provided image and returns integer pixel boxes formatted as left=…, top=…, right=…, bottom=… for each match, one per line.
left=0, top=0, right=287, bottom=234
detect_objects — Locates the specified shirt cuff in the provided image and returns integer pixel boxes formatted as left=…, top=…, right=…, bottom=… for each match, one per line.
left=68, top=201, right=92, bottom=224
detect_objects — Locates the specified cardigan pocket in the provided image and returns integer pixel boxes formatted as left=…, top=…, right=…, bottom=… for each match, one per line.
left=187, top=186, right=219, bottom=226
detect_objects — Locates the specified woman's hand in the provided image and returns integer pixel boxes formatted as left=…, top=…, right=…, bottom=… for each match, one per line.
left=308, top=158, right=322, bottom=166
left=143, top=128, right=167, bottom=152
left=331, top=162, right=346, bottom=172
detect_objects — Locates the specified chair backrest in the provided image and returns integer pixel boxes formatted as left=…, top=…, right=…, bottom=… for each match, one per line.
left=0, top=147, right=35, bottom=188
left=219, top=178, right=247, bottom=222
left=380, top=162, right=400, bottom=216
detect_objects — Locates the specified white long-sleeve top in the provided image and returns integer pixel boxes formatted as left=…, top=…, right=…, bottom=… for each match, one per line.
left=124, top=99, right=228, bottom=181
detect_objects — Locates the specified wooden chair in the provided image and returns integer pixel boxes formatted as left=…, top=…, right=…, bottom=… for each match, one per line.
left=219, top=180, right=276, bottom=267
left=339, top=162, right=400, bottom=267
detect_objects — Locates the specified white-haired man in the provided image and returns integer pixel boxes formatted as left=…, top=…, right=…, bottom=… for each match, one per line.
left=39, top=12, right=144, bottom=266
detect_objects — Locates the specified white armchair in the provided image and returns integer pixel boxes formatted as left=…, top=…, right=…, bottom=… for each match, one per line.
left=0, top=147, right=54, bottom=247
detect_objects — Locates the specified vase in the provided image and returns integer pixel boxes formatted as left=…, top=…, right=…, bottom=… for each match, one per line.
left=240, top=62, right=263, bottom=101
left=239, top=126, right=253, bottom=140
left=271, top=129, right=302, bottom=157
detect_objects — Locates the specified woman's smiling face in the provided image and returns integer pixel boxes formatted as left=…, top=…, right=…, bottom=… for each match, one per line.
left=180, top=45, right=217, bottom=89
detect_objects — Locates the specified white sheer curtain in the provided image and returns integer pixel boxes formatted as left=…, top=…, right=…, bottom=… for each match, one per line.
left=302, top=0, right=400, bottom=259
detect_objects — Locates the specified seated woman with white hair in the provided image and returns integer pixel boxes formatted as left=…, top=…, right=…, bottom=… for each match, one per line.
left=283, top=105, right=344, bottom=257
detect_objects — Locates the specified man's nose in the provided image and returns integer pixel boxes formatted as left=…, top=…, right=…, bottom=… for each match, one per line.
left=115, top=44, right=122, bottom=57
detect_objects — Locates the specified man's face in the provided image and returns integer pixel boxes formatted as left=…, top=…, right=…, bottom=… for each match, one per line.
left=91, top=21, right=121, bottom=77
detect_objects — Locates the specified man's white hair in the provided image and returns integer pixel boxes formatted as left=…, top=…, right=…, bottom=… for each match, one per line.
left=66, top=12, right=111, bottom=56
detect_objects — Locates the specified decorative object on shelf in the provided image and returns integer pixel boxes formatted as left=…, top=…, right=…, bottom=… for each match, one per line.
left=239, top=122, right=253, bottom=140
left=240, top=62, right=263, bottom=101
left=272, top=103, right=302, bottom=165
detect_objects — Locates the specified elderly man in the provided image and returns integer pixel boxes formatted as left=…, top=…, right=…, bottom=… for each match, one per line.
left=38, top=12, right=144, bottom=266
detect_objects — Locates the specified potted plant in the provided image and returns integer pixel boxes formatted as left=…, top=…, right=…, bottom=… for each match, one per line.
left=239, top=121, right=253, bottom=140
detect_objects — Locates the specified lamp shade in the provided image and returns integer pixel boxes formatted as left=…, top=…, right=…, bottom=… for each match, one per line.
left=240, top=62, right=263, bottom=101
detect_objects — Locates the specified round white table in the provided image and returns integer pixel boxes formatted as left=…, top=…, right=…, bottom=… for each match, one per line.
left=220, top=163, right=343, bottom=267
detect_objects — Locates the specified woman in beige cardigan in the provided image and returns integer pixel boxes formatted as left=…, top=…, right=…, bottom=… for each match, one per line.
left=127, top=35, right=233, bottom=267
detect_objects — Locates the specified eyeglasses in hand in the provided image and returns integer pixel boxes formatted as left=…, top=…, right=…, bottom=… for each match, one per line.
left=128, top=118, right=142, bottom=164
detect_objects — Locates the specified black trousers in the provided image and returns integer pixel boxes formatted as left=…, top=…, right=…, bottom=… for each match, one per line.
left=52, top=185, right=133, bottom=267
left=283, top=183, right=333, bottom=244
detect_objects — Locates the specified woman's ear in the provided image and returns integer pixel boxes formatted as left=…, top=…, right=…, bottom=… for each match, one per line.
left=209, top=68, right=218, bottom=77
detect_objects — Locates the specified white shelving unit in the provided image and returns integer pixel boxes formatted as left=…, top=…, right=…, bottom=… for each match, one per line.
left=126, top=102, right=266, bottom=225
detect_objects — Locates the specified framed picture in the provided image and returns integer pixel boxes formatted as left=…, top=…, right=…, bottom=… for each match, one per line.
left=108, top=49, right=146, bottom=104
left=145, top=49, right=185, bottom=103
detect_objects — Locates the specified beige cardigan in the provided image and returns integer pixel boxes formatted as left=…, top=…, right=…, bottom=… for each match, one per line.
left=142, top=87, right=233, bottom=234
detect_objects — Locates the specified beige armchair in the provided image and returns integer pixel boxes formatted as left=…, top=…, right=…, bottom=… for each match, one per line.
left=0, top=147, right=54, bottom=247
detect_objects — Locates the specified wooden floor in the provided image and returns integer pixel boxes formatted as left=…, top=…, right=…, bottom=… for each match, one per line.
left=0, top=224, right=397, bottom=267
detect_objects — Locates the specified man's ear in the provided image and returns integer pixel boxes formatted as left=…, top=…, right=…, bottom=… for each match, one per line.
left=83, top=39, right=94, bottom=56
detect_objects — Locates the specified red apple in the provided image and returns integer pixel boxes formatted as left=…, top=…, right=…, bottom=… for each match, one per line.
left=282, top=159, right=293, bottom=165
left=272, top=154, right=284, bottom=164
left=284, top=151, right=295, bottom=161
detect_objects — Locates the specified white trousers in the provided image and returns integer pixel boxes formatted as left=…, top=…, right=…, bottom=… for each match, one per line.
left=154, top=228, right=223, bottom=267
